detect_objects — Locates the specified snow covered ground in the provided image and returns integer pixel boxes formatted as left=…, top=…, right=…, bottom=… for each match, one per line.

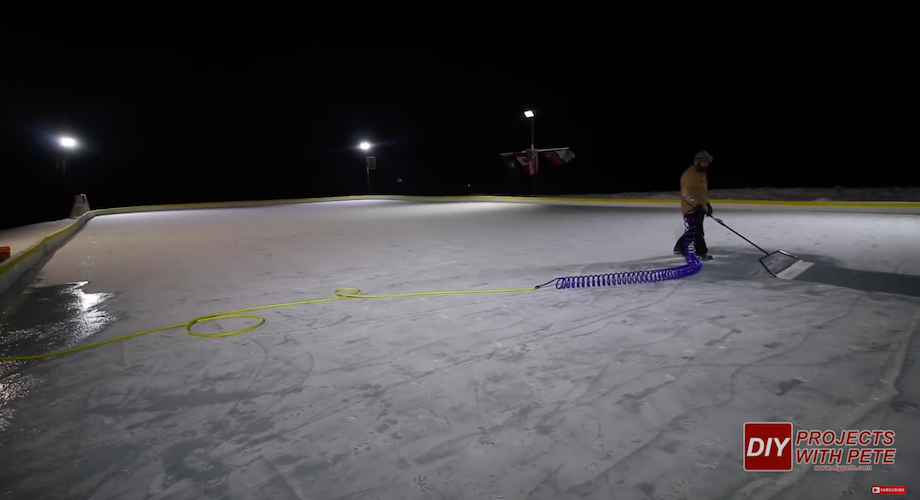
left=1, top=200, right=919, bottom=500
left=565, top=186, right=920, bottom=202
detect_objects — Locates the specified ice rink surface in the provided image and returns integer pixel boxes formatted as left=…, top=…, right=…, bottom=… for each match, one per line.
left=1, top=199, right=919, bottom=500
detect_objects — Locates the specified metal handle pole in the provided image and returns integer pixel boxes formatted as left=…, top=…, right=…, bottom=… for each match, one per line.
left=365, top=151, right=371, bottom=194
left=530, top=117, right=537, bottom=196
left=530, top=117, right=534, bottom=151
left=709, top=216, right=769, bottom=255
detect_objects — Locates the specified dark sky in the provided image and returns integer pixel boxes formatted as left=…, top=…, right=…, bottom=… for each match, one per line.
left=1, top=43, right=913, bottom=229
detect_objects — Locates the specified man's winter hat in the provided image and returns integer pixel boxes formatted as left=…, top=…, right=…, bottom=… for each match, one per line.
left=694, top=151, right=713, bottom=164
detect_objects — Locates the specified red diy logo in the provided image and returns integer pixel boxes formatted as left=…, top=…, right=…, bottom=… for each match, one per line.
left=744, top=422, right=793, bottom=471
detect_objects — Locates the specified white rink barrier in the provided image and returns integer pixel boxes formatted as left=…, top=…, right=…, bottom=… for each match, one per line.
left=0, top=213, right=95, bottom=296
left=2, top=194, right=918, bottom=296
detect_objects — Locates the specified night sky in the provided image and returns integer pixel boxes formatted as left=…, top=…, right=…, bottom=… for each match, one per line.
left=1, top=44, right=913, bottom=230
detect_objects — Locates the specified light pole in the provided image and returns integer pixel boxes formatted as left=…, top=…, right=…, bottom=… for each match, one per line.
left=359, top=141, right=372, bottom=193
left=500, top=111, right=573, bottom=197
left=523, top=110, right=537, bottom=195
left=523, top=109, right=535, bottom=150
left=58, top=136, right=77, bottom=173
left=58, top=136, right=78, bottom=196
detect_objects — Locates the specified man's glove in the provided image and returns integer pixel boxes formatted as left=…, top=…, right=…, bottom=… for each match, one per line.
left=703, top=202, right=713, bottom=216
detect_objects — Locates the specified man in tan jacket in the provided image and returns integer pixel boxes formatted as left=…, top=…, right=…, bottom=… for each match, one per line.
left=674, top=151, right=713, bottom=259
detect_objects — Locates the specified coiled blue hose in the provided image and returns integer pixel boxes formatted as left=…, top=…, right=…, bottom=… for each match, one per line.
left=537, top=217, right=703, bottom=290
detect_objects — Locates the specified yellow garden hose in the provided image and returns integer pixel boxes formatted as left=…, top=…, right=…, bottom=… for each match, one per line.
left=0, top=286, right=542, bottom=362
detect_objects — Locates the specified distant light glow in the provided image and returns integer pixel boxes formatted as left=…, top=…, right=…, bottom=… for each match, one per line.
left=59, top=137, right=77, bottom=148
left=359, top=142, right=371, bottom=151
left=523, top=110, right=535, bottom=118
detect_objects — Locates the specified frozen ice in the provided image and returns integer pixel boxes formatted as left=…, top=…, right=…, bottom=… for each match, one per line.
left=1, top=200, right=918, bottom=500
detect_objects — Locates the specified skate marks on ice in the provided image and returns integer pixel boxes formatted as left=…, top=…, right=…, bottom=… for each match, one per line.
left=263, top=282, right=908, bottom=499
left=1, top=277, right=919, bottom=498
left=566, top=299, right=919, bottom=498
left=0, top=285, right=549, bottom=498
left=0, top=279, right=683, bottom=499
left=722, top=310, right=920, bottom=500
left=558, top=286, right=918, bottom=498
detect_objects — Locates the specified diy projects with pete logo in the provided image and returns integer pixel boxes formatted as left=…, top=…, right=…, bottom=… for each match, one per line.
left=744, top=422, right=905, bottom=495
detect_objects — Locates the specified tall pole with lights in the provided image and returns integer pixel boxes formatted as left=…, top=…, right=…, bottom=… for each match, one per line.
left=500, top=112, right=573, bottom=196
left=359, top=141, right=372, bottom=193
left=58, top=136, right=78, bottom=196
left=523, top=110, right=538, bottom=195
left=58, top=136, right=77, bottom=172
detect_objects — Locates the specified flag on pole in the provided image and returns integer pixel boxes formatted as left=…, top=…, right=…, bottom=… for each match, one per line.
left=500, top=152, right=523, bottom=168
left=500, top=153, right=520, bottom=177
left=501, top=149, right=574, bottom=175
left=542, top=149, right=575, bottom=166
left=500, top=152, right=534, bottom=175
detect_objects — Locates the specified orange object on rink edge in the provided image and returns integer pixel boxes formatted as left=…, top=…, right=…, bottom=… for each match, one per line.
left=0, top=246, right=10, bottom=263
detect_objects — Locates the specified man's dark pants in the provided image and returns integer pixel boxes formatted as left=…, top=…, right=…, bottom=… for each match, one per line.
left=674, top=208, right=708, bottom=256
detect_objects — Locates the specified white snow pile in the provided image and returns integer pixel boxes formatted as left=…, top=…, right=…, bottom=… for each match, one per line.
left=564, top=186, right=920, bottom=202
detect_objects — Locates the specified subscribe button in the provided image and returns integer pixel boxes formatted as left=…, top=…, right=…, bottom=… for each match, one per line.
left=872, top=486, right=906, bottom=495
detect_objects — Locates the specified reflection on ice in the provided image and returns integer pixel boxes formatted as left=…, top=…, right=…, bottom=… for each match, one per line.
left=0, top=281, right=118, bottom=431
left=0, top=373, right=42, bottom=432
